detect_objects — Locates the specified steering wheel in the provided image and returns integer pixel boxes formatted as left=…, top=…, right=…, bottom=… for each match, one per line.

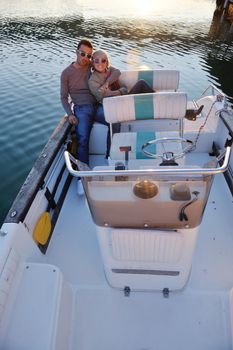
left=141, top=137, right=193, bottom=161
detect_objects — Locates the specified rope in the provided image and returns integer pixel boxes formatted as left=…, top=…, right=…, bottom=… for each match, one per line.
left=187, top=100, right=219, bottom=153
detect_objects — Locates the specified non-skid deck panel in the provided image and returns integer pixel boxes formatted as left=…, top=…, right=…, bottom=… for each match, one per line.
left=189, top=172, right=233, bottom=291
left=71, top=288, right=231, bottom=350
left=45, top=177, right=106, bottom=286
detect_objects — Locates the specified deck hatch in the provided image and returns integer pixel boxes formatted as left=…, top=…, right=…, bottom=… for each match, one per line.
left=112, top=268, right=180, bottom=276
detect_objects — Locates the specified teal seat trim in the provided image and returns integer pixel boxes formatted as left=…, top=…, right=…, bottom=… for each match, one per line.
left=136, top=132, right=156, bottom=159
left=134, top=95, right=154, bottom=120
left=138, top=70, right=153, bottom=88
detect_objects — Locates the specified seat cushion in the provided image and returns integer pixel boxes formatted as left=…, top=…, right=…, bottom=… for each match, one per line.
left=118, top=69, right=180, bottom=92
left=103, top=92, right=187, bottom=124
left=110, top=131, right=181, bottom=160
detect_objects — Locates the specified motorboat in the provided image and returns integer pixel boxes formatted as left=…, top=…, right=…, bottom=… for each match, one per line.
left=0, top=69, right=233, bottom=350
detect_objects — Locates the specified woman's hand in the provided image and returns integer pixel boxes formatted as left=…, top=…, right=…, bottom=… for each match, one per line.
left=99, top=81, right=109, bottom=93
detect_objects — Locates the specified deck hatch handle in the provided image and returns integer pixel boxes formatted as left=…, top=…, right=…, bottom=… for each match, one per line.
left=112, top=269, right=179, bottom=276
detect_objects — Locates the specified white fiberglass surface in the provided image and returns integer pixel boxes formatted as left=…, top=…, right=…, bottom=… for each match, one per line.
left=71, top=289, right=229, bottom=350
left=44, top=158, right=233, bottom=349
left=44, top=179, right=106, bottom=286
left=190, top=173, right=233, bottom=291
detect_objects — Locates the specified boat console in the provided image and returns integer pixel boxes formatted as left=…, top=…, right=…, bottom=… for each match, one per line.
left=65, top=89, right=231, bottom=292
left=65, top=147, right=230, bottom=292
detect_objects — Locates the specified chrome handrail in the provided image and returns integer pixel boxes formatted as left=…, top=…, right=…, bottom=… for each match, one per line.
left=64, top=147, right=231, bottom=178
left=200, top=84, right=224, bottom=98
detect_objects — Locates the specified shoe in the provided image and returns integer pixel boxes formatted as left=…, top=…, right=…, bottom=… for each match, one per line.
left=195, top=105, right=204, bottom=116
left=185, top=105, right=204, bottom=121
left=76, top=179, right=84, bottom=196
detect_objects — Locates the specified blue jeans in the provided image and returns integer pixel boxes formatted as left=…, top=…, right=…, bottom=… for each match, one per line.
left=74, top=103, right=118, bottom=164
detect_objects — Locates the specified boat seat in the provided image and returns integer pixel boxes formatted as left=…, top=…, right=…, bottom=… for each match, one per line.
left=109, top=131, right=183, bottom=160
left=118, top=69, right=180, bottom=92
left=88, top=69, right=180, bottom=156
left=89, top=122, right=108, bottom=155
left=103, top=92, right=187, bottom=161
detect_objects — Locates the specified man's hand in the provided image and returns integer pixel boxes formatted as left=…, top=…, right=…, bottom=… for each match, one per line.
left=68, top=114, right=78, bottom=126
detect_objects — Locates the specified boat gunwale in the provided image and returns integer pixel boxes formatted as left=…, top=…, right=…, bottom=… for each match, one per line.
left=219, top=110, right=233, bottom=138
left=4, top=117, right=71, bottom=224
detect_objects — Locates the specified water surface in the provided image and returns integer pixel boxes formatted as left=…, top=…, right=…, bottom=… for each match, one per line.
left=0, top=0, right=233, bottom=224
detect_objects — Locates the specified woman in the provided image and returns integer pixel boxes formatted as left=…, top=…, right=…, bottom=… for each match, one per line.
left=88, top=49, right=154, bottom=103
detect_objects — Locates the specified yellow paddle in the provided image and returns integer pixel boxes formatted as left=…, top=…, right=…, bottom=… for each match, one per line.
left=33, top=132, right=77, bottom=245
left=33, top=211, right=52, bottom=245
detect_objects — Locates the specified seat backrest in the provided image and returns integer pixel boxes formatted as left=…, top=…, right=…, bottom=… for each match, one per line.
left=118, top=70, right=180, bottom=91
left=103, top=92, right=187, bottom=124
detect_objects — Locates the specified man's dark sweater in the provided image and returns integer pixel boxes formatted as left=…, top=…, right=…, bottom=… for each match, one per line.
left=60, top=63, right=96, bottom=116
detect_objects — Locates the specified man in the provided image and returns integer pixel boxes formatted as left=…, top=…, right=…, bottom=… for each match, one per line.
left=60, top=38, right=120, bottom=166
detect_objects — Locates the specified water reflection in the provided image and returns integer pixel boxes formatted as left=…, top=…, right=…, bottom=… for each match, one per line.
left=0, top=0, right=213, bottom=21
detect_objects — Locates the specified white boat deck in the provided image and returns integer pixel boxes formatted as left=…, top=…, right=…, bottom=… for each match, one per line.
left=42, top=155, right=233, bottom=350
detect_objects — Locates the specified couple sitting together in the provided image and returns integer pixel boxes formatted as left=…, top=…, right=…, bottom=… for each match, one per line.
left=60, top=38, right=153, bottom=166
left=60, top=38, right=203, bottom=193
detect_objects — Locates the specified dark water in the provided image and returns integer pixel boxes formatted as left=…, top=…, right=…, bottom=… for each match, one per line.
left=0, top=0, right=233, bottom=225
